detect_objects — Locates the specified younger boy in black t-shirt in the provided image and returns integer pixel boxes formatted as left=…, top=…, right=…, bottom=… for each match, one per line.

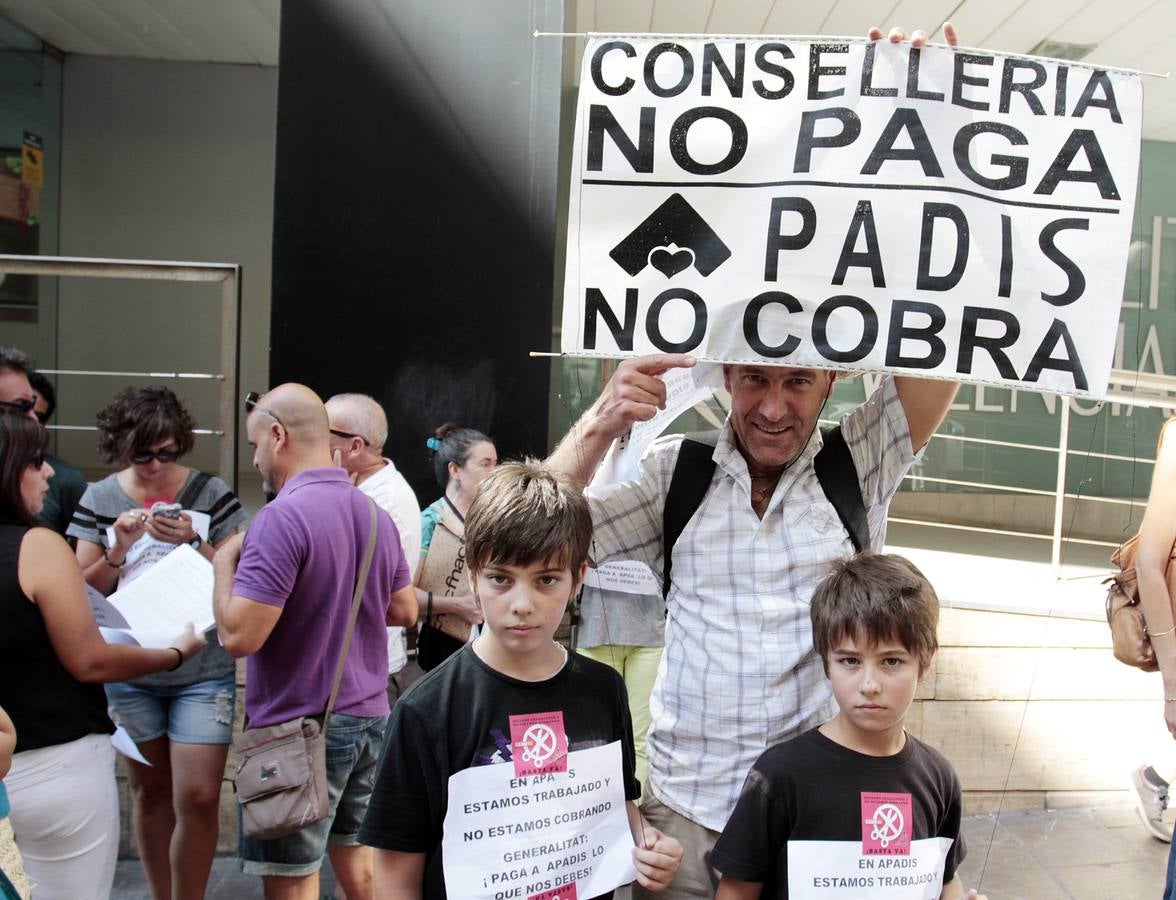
left=359, top=460, right=682, bottom=899
left=712, top=553, right=987, bottom=900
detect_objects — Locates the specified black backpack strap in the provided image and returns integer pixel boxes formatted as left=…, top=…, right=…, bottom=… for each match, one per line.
left=177, top=471, right=212, bottom=511
left=660, top=426, right=868, bottom=599
left=813, top=425, right=870, bottom=553
left=661, top=432, right=718, bottom=600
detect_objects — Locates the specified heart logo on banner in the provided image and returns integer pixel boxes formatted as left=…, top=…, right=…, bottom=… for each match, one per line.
left=648, top=244, right=695, bottom=278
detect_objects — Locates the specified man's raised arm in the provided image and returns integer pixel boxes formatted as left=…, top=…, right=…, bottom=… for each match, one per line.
left=894, top=377, right=960, bottom=453
left=546, top=353, right=695, bottom=487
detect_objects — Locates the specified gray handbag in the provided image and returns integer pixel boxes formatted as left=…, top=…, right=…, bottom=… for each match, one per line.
left=233, top=497, right=379, bottom=840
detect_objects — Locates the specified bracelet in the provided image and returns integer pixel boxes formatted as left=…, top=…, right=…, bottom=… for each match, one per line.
left=167, top=647, right=184, bottom=671
left=427, top=591, right=434, bottom=618
left=1151, top=625, right=1176, bottom=638
left=102, top=546, right=125, bottom=569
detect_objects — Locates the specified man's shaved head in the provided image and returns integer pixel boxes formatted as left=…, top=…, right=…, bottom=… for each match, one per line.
left=247, top=384, right=332, bottom=492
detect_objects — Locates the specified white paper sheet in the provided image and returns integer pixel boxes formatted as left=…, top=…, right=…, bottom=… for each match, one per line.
left=103, top=543, right=214, bottom=649
left=628, top=363, right=722, bottom=456
left=584, top=561, right=660, bottom=596
left=87, top=583, right=129, bottom=630
left=591, top=363, right=722, bottom=487
left=111, top=725, right=152, bottom=766
left=442, top=741, right=637, bottom=899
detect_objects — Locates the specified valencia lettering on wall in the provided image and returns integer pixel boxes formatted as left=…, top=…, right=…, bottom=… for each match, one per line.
left=561, top=37, right=1143, bottom=398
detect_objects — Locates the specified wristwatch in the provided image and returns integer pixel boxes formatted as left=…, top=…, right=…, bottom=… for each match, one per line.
left=189, top=534, right=203, bottom=551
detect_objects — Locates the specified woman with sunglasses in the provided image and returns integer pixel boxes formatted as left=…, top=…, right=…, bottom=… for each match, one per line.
left=0, top=412, right=204, bottom=899
left=67, top=386, right=246, bottom=900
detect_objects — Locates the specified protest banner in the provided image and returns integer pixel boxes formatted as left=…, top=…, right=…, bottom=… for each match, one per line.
left=442, top=740, right=636, bottom=899
left=562, top=37, right=1143, bottom=398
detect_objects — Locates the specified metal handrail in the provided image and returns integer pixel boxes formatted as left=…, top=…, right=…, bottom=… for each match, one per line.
left=0, top=255, right=242, bottom=491
left=881, top=368, right=1176, bottom=573
left=46, top=425, right=225, bottom=436
left=904, top=474, right=1058, bottom=497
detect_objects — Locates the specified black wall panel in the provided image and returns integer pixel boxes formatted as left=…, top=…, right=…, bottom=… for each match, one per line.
left=270, top=0, right=563, bottom=502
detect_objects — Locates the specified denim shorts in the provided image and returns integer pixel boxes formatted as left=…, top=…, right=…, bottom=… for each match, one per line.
left=104, top=674, right=236, bottom=745
left=238, top=713, right=388, bottom=877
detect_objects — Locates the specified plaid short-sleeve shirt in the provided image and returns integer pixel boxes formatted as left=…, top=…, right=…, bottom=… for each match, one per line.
left=588, top=376, right=920, bottom=830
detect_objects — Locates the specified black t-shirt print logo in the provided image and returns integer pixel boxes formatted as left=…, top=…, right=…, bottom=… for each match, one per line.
left=609, top=193, right=731, bottom=278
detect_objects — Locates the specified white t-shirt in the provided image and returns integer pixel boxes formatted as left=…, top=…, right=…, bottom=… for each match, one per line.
left=358, top=458, right=421, bottom=674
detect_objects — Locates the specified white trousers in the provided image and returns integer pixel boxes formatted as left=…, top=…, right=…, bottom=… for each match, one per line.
left=6, top=734, right=118, bottom=900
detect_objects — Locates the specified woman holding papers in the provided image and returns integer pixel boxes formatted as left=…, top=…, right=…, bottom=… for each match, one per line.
left=67, top=386, right=246, bottom=900
left=0, top=411, right=204, bottom=900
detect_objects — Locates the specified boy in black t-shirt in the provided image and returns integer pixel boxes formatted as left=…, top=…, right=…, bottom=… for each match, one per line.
left=712, top=553, right=987, bottom=900
left=359, top=460, right=682, bottom=899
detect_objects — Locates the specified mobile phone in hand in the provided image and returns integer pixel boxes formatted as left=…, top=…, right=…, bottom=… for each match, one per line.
left=150, top=501, right=183, bottom=519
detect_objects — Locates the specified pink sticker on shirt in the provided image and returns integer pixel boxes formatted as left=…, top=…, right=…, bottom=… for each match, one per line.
left=861, top=791, right=912, bottom=855
left=529, top=883, right=578, bottom=900
left=509, top=711, right=568, bottom=777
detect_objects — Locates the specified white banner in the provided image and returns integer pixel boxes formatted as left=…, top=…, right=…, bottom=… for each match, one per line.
left=563, top=37, right=1142, bottom=398
left=442, top=741, right=637, bottom=900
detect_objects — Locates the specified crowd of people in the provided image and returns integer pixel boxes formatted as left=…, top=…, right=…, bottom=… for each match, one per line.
left=0, top=21, right=1171, bottom=900
left=0, top=289, right=1006, bottom=900
left=2, top=327, right=1172, bottom=900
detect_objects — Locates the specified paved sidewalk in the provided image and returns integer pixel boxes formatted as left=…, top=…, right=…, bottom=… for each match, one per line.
left=957, top=805, right=1169, bottom=899
left=111, top=805, right=1169, bottom=899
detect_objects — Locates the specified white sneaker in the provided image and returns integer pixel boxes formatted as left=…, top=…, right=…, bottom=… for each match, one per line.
left=1132, top=764, right=1172, bottom=842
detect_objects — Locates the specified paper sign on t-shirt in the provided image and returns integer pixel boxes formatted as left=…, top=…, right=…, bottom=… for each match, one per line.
left=784, top=790, right=952, bottom=898
left=105, top=509, right=210, bottom=586
left=442, top=740, right=636, bottom=900
left=787, top=837, right=953, bottom=898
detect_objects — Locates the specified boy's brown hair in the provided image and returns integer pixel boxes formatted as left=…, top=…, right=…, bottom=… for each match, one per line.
left=810, top=552, right=939, bottom=673
left=464, top=459, right=592, bottom=574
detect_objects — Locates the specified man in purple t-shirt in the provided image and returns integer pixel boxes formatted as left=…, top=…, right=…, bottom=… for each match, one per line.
left=213, top=383, right=417, bottom=899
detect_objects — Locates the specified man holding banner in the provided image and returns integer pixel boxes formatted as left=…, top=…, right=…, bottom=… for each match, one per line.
left=551, top=19, right=1141, bottom=899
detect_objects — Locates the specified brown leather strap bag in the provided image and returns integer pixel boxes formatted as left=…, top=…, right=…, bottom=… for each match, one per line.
left=1106, top=531, right=1176, bottom=671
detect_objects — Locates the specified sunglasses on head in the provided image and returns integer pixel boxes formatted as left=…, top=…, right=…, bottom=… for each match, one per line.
left=330, top=428, right=369, bottom=446
left=244, top=391, right=284, bottom=427
left=0, top=398, right=35, bottom=415
left=130, top=447, right=181, bottom=465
